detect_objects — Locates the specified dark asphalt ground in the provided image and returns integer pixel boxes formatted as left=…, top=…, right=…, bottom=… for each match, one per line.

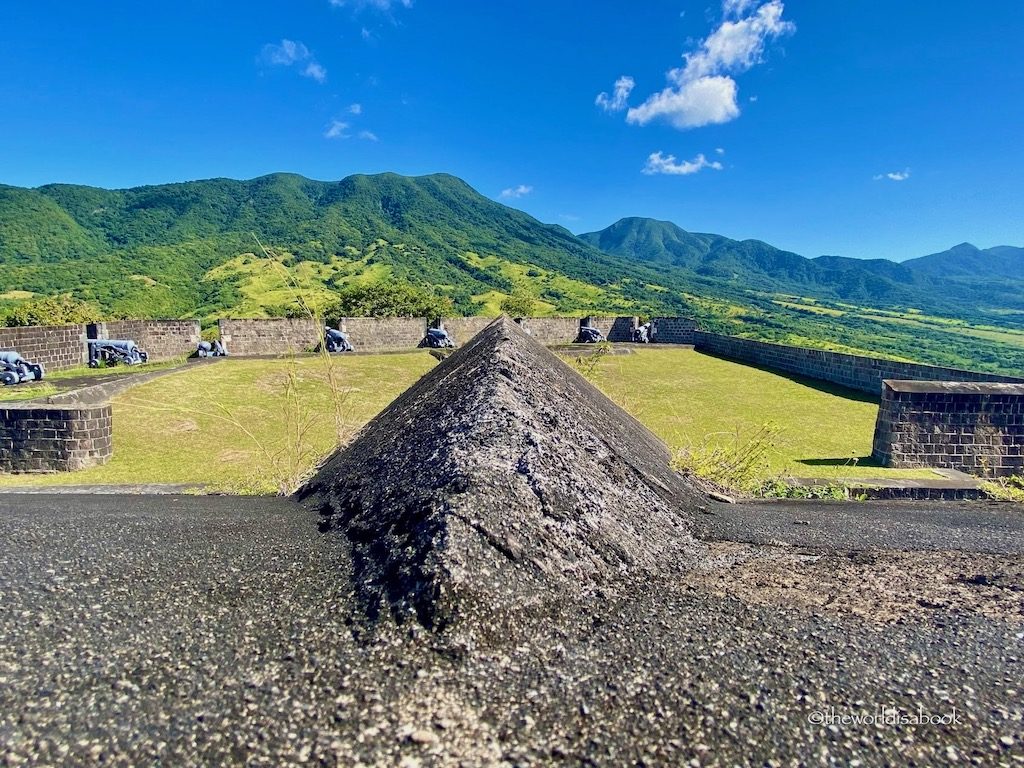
left=1, top=494, right=1022, bottom=766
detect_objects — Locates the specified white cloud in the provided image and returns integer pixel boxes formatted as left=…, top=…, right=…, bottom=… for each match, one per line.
left=261, top=39, right=327, bottom=83
left=348, top=103, right=363, bottom=115
left=627, top=75, right=739, bottom=129
left=715, top=147, right=726, bottom=155
left=874, top=168, right=911, bottom=181
left=642, top=151, right=724, bottom=176
left=595, top=76, right=635, bottom=113
left=324, top=120, right=350, bottom=139
left=500, top=184, right=533, bottom=199
left=723, top=0, right=758, bottom=19
left=626, top=1, right=793, bottom=130
left=330, top=0, right=412, bottom=9
left=303, top=62, right=327, bottom=83
left=358, top=130, right=379, bottom=141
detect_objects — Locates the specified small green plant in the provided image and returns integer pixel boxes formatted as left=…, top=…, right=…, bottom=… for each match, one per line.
left=756, top=477, right=849, bottom=500
left=671, top=422, right=782, bottom=494
left=573, top=341, right=611, bottom=380
left=980, top=475, right=1024, bottom=502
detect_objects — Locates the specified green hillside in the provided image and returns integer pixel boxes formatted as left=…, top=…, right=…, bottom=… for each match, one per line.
left=0, top=174, right=710, bottom=320
left=580, top=217, right=1024, bottom=318
left=1, top=173, right=1023, bottom=375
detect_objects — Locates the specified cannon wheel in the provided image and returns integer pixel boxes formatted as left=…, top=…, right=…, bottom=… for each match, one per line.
left=29, top=364, right=43, bottom=380
left=1, top=371, right=17, bottom=386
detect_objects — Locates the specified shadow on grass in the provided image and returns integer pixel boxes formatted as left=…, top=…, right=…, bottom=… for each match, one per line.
left=797, top=456, right=882, bottom=469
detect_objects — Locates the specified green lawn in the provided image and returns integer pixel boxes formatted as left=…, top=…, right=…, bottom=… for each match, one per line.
left=0, top=347, right=935, bottom=493
left=588, top=348, right=934, bottom=480
left=0, top=354, right=437, bottom=493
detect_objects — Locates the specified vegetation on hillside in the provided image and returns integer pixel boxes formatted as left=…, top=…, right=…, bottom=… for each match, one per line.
left=1, top=172, right=1022, bottom=374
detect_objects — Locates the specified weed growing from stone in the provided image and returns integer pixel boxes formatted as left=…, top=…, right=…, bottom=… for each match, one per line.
left=980, top=475, right=1024, bottom=503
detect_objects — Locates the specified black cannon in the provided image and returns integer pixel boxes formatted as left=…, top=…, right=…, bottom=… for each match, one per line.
left=324, top=328, right=354, bottom=353
left=632, top=322, right=652, bottom=343
left=423, top=327, right=456, bottom=349
left=0, top=351, right=44, bottom=386
left=576, top=325, right=605, bottom=344
left=88, top=339, right=149, bottom=368
left=196, top=340, right=228, bottom=358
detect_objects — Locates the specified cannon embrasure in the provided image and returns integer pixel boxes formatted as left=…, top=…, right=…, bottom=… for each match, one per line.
left=576, top=325, right=605, bottom=344
left=632, top=321, right=652, bottom=343
left=88, top=339, right=149, bottom=368
left=0, top=351, right=44, bottom=386
left=196, top=340, right=228, bottom=358
left=423, top=327, right=456, bottom=349
left=324, top=327, right=354, bottom=353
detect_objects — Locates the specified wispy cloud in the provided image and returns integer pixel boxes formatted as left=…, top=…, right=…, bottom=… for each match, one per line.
left=261, top=39, right=327, bottom=83
left=595, top=76, right=635, bottom=113
left=324, top=120, right=350, bottom=139
left=358, top=130, right=379, bottom=141
left=330, top=0, right=412, bottom=12
left=874, top=168, right=911, bottom=181
left=642, top=151, right=724, bottom=176
left=624, top=1, right=794, bottom=130
left=500, top=184, right=533, bottom=199
left=348, top=103, right=363, bottom=115
left=715, top=147, right=726, bottom=155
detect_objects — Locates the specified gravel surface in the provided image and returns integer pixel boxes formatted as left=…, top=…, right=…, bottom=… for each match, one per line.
left=697, top=499, right=1024, bottom=555
left=1, top=493, right=1023, bottom=766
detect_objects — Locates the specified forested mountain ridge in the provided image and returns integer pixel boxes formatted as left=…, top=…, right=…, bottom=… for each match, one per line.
left=1, top=172, right=1023, bottom=375
left=580, top=217, right=1024, bottom=317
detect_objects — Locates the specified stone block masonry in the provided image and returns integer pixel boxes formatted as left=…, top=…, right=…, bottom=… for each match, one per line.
left=435, top=317, right=493, bottom=345
left=872, top=381, right=1024, bottom=477
left=93, top=320, right=202, bottom=362
left=0, top=324, right=87, bottom=372
left=516, top=317, right=582, bottom=345
left=218, top=318, right=321, bottom=357
left=652, top=317, right=699, bottom=345
left=339, top=317, right=429, bottom=352
left=587, top=316, right=638, bottom=342
left=0, top=403, right=112, bottom=472
left=692, top=331, right=1024, bottom=396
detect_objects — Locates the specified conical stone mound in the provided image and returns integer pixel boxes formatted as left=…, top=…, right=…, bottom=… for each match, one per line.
left=299, top=316, right=707, bottom=629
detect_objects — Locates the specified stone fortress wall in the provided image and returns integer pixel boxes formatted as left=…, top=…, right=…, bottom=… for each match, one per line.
left=2, top=313, right=1023, bottom=475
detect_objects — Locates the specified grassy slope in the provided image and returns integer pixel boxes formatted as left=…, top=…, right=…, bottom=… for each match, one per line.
left=0, top=349, right=934, bottom=492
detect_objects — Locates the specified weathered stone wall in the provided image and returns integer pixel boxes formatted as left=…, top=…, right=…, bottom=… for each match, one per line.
left=338, top=317, right=429, bottom=351
left=0, top=403, right=112, bottom=472
left=94, top=320, right=201, bottom=361
left=0, top=324, right=87, bottom=371
left=517, top=317, right=581, bottom=345
left=434, top=317, right=492, bottom=346
left=587, top=316, right=637, bottom=342
left=652, top=317, right=698, bottom=345
left=872, top=381, right=1024, bottom=476
left=693, top=331, right=1024, bottom=395
left=218, top=318, right=321, bottom=356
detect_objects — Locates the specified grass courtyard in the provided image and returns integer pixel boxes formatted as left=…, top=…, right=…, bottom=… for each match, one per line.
left=0, top=347, right=936, bottom=493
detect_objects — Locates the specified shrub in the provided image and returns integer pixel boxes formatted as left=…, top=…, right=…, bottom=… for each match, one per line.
left=2, top=294, right=103, bottom=327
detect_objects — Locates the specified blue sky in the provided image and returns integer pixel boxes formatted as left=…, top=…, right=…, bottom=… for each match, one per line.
left=1, top=1, right=1022, bottom=261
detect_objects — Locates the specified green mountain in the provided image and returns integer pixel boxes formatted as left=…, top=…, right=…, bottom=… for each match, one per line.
left=901, top=242, right=1024, bottom=279
left=0, top=173, right=706, bottom=319
left=1, top=172, right=1023, bottom=375
left=580, top=217, right=1024, bottom=317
